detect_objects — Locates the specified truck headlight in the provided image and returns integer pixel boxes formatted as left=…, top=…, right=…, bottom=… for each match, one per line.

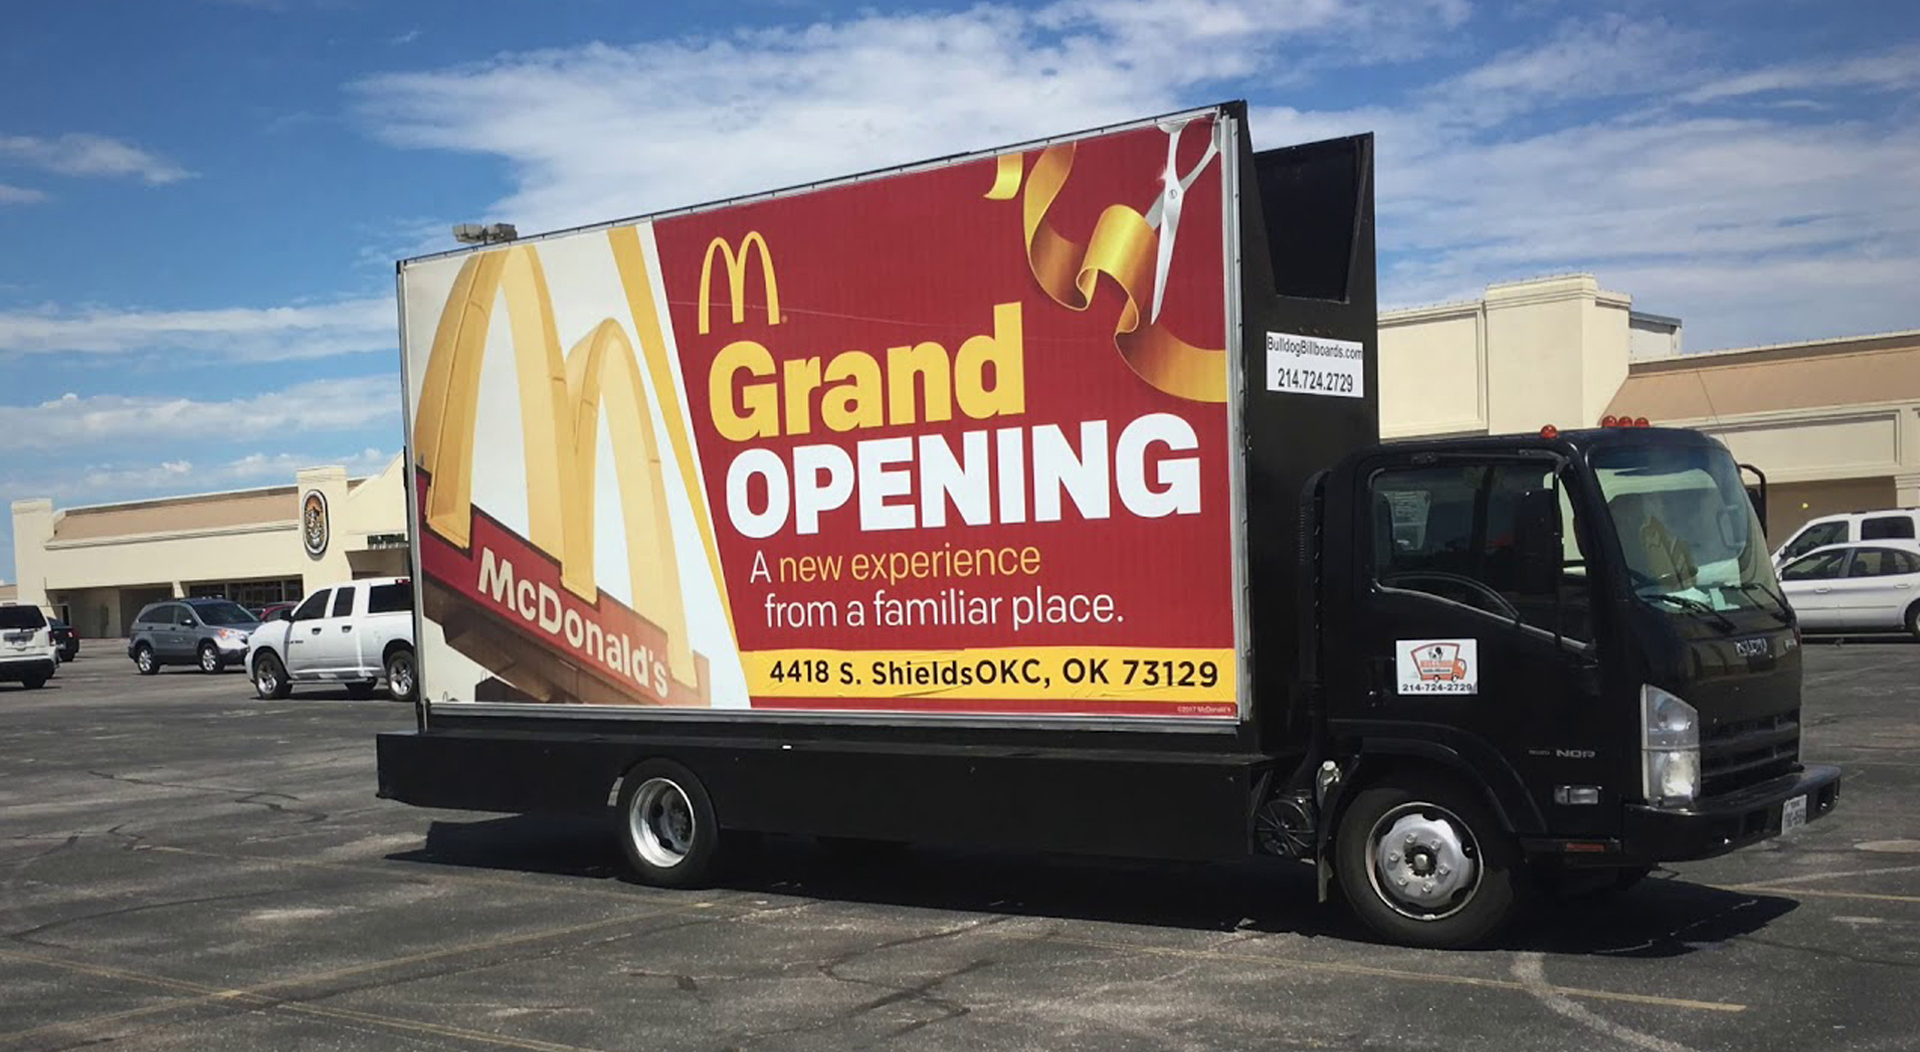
left=1642, top=684, right=1700, bottom=808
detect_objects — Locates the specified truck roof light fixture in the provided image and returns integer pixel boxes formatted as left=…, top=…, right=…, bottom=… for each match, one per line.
left=452, top=222, right=519, bottom=245
left=1634, top=417, right=1650, bottom=428
left=1540, top=424, right=1559, bottom=439
left=1601, top=415, right=1619, bottom=427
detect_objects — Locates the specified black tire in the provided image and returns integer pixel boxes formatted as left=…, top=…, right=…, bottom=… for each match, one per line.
left=1612, top=865, right=1653, bottom=893
left=1906, top=602, right=1920, bottom=642
left=23, top=676, right=47, bottom=690
left=385, top=647, right=417, bottom=703
left=1334, top=774, right=1520, bottom=949
left=253, top=651, right=293, bottom=699
left=197, top=643, right=222, bottom=674
left=616, top=759, right=720, bottom=888
left=346, top=680, right=378, bottom=699
left=133, top=644, right=158, bottom=676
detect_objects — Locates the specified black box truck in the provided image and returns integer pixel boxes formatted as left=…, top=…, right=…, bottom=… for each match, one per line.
left=376, top=103, right=1839, bottom=947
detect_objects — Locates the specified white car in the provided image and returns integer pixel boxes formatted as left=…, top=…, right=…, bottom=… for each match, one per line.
left=246, top=577, right=417, bottom=702
left=1773, top=508, right=1920, bottom=567
left=1777, top=540, right=1920, bottom=638
left=1, top=603, right=57, bottom=690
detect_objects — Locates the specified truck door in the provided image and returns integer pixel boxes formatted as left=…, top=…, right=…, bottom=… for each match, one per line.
left=1332, top=454, right=1612, bottom=835
left=284, top=588, right=333, bottom=675
left=307, top=586, right=361, bottom=674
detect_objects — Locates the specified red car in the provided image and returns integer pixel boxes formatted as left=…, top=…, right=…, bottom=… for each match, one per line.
left=256, top=602, right=299, bottom=623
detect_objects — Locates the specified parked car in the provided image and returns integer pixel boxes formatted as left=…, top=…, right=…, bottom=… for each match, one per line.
left=246, top=577, right=416, bottom=702
left=1773, top=508, right=1920, bottom=566
left=256, top=601, right=298, bottom=623
left=48, top=618, right=79, bottom=661
left=127, top=598, right=262, bottom=674
left=1, top=604, right=57, bottom=689
left=1777, top=540, right=1920, bottom=637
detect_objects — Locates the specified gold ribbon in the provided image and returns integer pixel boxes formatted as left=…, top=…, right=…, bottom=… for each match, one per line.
left=986, top=147, right=1227, bottom=403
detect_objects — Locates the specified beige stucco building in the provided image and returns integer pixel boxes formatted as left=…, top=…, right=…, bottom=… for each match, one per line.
left=9, top=458, right=408, bottom=639
left=1382, top=274, right=1919, bottom=544
left=7, top=274, right=1915, bottom=635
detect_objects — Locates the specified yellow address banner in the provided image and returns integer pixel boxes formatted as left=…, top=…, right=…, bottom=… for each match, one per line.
left=742, top=647, right=1238, bottom=710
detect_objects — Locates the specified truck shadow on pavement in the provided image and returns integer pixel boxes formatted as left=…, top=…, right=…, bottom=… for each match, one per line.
left=391, top=814, right=1797, bottom=956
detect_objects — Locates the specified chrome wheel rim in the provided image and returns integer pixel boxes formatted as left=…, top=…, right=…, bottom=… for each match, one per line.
left=200, top=647, right=219, bottom=672
left=136, top=649, right=153, bottom=672
left=390, top=656, right=414, bottom=698
left=1365, top=801, right=1482, bottom=921
left=257, top=665, right=278, bottom=694
left=628, top=777, right=695, bottom=869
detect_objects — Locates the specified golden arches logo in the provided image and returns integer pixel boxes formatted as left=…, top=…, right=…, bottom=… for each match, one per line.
left=413, top=230, right=732, bottom=697
left=697, top=232, right=781, bottom=334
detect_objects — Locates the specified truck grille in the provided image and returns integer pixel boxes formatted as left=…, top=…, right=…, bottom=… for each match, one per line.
left=1702, top=709, right=1799, bottom=798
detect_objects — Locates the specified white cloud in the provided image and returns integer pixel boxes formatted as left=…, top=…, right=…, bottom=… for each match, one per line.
left=352, top=0, right=1468, bottom=234
left=0, top=183, right=48, bottom=205
left=349, top=4, right=1918, bottom=353
left=1683, top=44, right=1920, bottom=105
left=221, top=446, right=391, bottom=480
left=0, top=296, right=393, bottom=361
left=0, top=133, right=192, bottom=184
left=4, top=447, right=395, bottom=511
left=0, top=376, right=401, bottom=449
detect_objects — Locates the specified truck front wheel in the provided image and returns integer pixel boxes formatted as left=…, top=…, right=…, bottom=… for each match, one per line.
left=1335, top=775, right=1519, bottom=948
left=617, top=760, right=719, bottom=889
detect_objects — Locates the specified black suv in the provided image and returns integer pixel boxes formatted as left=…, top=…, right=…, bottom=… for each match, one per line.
left=127, top=599, right=261, bottom=674
left=48, top=618, right=79, bottom=661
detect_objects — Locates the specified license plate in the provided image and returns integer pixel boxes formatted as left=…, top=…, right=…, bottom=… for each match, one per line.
left=1782, top=794, right=1808, bottom=833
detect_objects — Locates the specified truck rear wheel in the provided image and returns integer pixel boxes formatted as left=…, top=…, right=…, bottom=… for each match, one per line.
left=617, top=760, right=719, bottom=888
left=1335, top=775, right=1518, bottom=948
left=385, top=647, right=417, bottom=703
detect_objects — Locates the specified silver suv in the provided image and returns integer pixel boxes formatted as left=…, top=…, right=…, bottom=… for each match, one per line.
left=127, top=599, right=261, bottom=674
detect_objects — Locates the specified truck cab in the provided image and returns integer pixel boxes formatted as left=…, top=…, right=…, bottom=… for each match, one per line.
left=1308, top=425, right=1840, bottom=944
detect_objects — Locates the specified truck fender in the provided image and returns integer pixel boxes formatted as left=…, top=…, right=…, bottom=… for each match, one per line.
left=1312, top=737, right=1545, bottom=902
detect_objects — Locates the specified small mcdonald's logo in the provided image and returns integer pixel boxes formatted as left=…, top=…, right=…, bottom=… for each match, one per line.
left=697, top=232, right=781, bottom=335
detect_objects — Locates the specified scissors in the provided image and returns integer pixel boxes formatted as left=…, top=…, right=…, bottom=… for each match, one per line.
left=1144, top=118, right=1221, bottom=325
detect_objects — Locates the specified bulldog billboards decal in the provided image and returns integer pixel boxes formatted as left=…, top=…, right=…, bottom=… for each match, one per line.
left=400, top=110, right=1239, bottom=719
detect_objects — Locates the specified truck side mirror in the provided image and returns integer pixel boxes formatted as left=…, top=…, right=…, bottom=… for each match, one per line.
left=1514, top=488, right=1562, bottom=596
left=277, top=608, right=294, bottom=622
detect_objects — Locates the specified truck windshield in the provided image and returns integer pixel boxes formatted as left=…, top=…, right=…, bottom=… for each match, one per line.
left=1593, top=444, right=1785, bottom=618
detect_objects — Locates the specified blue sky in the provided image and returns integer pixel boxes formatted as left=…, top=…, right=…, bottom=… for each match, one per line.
left=3, top=0, right=1917, bottom=579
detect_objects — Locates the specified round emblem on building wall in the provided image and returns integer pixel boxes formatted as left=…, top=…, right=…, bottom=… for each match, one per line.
left=302, top=489, right=330, bottom=558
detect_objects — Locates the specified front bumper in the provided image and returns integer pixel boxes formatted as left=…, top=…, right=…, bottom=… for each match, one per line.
left=1622, top=763, right=1840, bottom=862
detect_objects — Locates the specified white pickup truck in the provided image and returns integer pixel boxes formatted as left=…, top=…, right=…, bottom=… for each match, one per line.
left=246, top=576, right=416, bottom=702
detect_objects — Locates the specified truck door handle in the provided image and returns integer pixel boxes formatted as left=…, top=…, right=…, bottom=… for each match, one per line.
left=310, top=626, right=323, bottom=634
left=340, top=624, right=352, bottom=631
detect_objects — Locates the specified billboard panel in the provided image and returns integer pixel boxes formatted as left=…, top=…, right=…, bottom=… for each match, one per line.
left=402, top=109, right=1241, bottom=721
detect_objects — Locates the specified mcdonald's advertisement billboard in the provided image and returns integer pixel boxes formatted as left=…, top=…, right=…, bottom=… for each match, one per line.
left=401, top=109, right=1243, bottom=721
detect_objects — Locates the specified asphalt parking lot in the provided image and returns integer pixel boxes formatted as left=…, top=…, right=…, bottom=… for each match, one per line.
left=3, top=645, right=1917, bottom=1052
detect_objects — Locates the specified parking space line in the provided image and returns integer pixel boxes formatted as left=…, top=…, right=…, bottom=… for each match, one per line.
left=0, top=900, right=720, bottom=1048
left=1723, top=863, right=1920, bottom=889
left=1019, top=933, right=1746, bottom=1013
left=1717, top=885, right=1920, bottom=905
left=141, top=842, right=673, bottom=904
